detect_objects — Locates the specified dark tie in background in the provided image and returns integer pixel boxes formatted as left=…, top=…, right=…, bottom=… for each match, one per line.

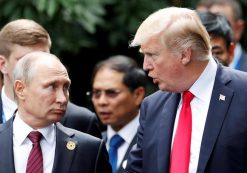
left=26, top=131, right=43, bottom=173
left=109, top=134, right=124, bottom=173
left=170, top=91, right=194, bottom=173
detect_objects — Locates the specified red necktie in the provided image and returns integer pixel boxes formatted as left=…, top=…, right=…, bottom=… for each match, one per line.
left=26, top=131, right=43, bottom=173
left=170, top=91, right=194, bottom=173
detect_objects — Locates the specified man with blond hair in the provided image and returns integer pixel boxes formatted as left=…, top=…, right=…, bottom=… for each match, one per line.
left=125, top=7, right=247, bottom=173
left=0, top=19, right=101, bottom=138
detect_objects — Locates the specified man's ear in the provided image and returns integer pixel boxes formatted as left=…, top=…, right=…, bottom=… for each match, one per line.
left=14, top=80, right=25, bottom=101
left=0, top=55, right=7, bottom=74
left=133, top=86, right=146, bottom=107
left=228, top=42, right=236, bottom=65
left=181, top=48, right=192, bottom=65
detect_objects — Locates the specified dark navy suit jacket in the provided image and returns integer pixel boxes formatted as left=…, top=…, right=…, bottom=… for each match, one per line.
left=125, top=64, right=247, bottom=173
left=0, top=116, right=111, bottom=173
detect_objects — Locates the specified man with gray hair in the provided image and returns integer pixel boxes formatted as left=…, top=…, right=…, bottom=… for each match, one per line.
left=0, top=51, right=111, bottom=173
left=125, top=7, right=247, bottom=173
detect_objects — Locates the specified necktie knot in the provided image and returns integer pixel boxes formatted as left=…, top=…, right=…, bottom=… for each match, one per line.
left=28, top=131, right=42, bottom=144
left=183, top=91, right=194, bottom=104
left=110, top=134, right=124, bottom=149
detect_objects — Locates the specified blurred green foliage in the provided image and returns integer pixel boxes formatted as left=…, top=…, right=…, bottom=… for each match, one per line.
left=1, top=0, right=247, bottom=56
left=0, top=0, right=113, bottom=54
left=0, top=0, right=169, bottom=56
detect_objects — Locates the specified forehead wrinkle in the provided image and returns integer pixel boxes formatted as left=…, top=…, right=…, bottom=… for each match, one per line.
left=34, top=63, right=70, bottom=83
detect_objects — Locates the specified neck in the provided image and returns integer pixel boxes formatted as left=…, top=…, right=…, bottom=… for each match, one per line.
left=111, top=111, right=138, bottom=132
left=3, top=81, right=15, bottom=101
left=179, top=59, right=209, bottom=92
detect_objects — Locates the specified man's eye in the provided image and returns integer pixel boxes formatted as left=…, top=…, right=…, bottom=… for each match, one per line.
left=92, top=90, right=101, bottom=98
left=106, top=90, right=121, bottom=98
left=64, top=84, right=70, bottom=91
left=91, top=89, right=121, bottom=99
left=48, top=84, right=56, bottom=90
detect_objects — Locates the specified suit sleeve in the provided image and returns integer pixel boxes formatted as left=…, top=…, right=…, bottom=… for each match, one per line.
left=124, top=102, right=147, bottom=173
left=95, top=140, right=112, bottom=173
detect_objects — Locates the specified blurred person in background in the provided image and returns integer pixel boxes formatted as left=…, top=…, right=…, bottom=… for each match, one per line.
left=90, top=55, right=147, bottom=173
left=197, top=0, right=247, bottom=71
left=198, top=11, right=235, bottom=66
left=196, top=0, right=214, bottom=12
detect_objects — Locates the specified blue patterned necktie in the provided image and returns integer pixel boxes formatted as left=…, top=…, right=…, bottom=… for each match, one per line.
left=109, top=134, right=124, bottom=173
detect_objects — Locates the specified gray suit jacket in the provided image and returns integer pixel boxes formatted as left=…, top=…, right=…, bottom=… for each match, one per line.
left=0, top=116, right=112, bottom=173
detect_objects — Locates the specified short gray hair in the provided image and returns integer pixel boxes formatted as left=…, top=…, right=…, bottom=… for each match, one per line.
left=13, top=51, right=59, bottom=85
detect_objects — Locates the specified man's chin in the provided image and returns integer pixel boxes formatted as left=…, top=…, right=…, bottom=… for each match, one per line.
left=51, top=113, right=64, bottom=123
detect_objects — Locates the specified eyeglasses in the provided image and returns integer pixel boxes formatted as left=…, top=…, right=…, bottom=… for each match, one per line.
left=86, top=89, right=122, bottom=99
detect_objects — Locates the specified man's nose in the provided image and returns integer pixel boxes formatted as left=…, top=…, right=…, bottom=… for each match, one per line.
left=57, top=89, right=68, bottom=104
left=143, top=57, right=153, bottom=71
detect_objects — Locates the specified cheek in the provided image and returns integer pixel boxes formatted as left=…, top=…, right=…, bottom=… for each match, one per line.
left=33, top=90, right=56, bottom=104
left=113, top=97, right=133, bottom=112
left=41, top=93, right=56, bottom=103
left=161, top=65, right=182, bottom=84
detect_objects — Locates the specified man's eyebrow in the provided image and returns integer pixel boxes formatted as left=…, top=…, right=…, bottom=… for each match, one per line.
left=212, top=45, right=223, bottom=50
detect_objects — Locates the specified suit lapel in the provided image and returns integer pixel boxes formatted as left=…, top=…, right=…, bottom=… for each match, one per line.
left=102, top=131, right=107, bottom=143
left=197, top=66, right=233, bottom=173
left=157, top=93, right=180, bottom=173
left=52, top=123, right=77, bottom=173
left=0, top=116, right=16, bottom=173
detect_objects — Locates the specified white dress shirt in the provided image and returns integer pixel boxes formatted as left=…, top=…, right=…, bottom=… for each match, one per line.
left=13, top=113, right=56, bottom=173
left=1, top=86, right=17, bottom=122
left=106, top=113, right=139, bottom=170
left=172, top=57, right=217, bottom=173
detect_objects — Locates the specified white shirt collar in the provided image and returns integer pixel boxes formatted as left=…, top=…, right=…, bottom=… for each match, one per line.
left=107, top=113, right=139, bottom=144
left=13, top=112, right=56, bottom=146
left=189, top=56, right=217, bottom=101
left=1, top=86, right=17, bottom=121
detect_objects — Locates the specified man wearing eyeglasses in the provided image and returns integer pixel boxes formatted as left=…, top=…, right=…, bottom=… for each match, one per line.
left=90, top=55, right=147, bottom=173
